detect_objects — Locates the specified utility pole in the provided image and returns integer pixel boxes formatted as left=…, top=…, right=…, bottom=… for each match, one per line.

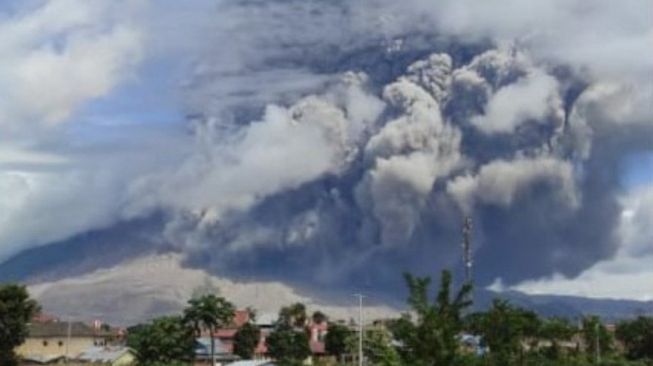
left=595, top=322, right=601, bottom=364
left=354, top=294, right=365, bottom=366
left=65, top=317, right=72, bottom=365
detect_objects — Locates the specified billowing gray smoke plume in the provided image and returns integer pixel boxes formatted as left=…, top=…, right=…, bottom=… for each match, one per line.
left=124, top=0, right=651, bottom=292
left=1, top=0, right=651, bottom=296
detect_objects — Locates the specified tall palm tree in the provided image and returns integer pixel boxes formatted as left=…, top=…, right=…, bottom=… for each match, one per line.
left=183, top=294, right=235, bottom=366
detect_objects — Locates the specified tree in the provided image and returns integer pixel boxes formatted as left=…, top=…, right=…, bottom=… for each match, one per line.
left=183, top=295, right=235, bottom=366
left=234, top=322, right=261, bottom=359
left=347, top=327, right=402, bottom=366
left=325, top=322, right=351, bottom=360
left=268, top=303, right=311, bottom=365
left=279, top=303, right=308, bottom=328
left=0, top=284, right=40, bottom=366
left=467, top=299, right=540, bottom=365
left=539, top=317, right=577, bottom=360
left=127, top=316, right=195, bottom=365
left=616, top=316, right=653, bottom=360
left=393, top=270, right=472, bottom=366
left=266, top=325, right=311, bottom=365
left=581, top=315, right=614, bottom=361
left=312, top=310, right=328, bottom=325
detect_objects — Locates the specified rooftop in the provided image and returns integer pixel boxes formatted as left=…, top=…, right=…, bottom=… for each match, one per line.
left=227, top=361, right=276, bottom=366
left=77, top=346, right=133, bottom=363
left=27, top=321, right=115, bottom=337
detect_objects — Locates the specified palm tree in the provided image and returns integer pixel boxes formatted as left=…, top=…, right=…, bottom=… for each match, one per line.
left=183, top=294, right=235, bottom=366
left=279, top=302, right=308, bottom=329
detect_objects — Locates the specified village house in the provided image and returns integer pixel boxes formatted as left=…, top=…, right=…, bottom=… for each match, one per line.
left=196, top=310, right=272, bottom=364
left=196, top=309, right=329, bottom=364
left=16, top=316, right=122, bottom=365
left=308, top=320, right=328, bottom=356
left=194, top=336, right=239, bottom=365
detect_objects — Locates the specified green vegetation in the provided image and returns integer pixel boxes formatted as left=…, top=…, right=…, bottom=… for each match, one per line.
left=581, top=315, right=616, bottom=359
left=325, top=322, right=352, bottom=359
left=313, top=310, right=328, bottom=324
left=616, top=317, right=653, bottom=360
left=233, top=322, right=261, bottom=359
left=391, top=270, right=472, bottom=365
left=267, top=303, right=312, bottom=366
left=349, top=327, right=402, bottom=366
left=5, top=267, right=653, bottom=366
left=0, top=284, right=40, bottom=366
left=183, top=294, right=235, bottom=365
left=279, top=302, right=309, bottom=328
left=126, top=316, right=195, bottom=366
left=466, top=299, right=540, bottom=364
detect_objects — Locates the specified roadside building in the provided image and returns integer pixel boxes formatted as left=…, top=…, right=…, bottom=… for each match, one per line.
left=16, top=321, right=119, bottom=363
left=198, top=309, right=330, bottom=364
left=204, top=310, right=275, bottom=359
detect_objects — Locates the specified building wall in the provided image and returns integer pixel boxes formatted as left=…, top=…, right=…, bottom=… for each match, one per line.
left=16, top=336, right=107, bottom=359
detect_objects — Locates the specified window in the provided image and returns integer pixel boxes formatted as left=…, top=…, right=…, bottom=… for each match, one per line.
left=42, top=340, right=48, bottom=347
left=58, top=341, right=64, bottom=347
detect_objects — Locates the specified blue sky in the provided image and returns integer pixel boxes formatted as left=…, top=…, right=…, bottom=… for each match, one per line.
left=622, top=153, right=653, bottom=189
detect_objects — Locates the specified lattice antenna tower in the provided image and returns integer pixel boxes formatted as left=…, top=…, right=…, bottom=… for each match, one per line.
left=462, top=216, right=473, bottom=286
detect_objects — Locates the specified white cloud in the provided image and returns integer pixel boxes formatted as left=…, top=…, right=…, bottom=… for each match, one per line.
left=0, top=124, right=189, bottom=262
left=0, top=0, right=144, bottom=136
left=506, top=184, right=653, bottom=300
left=0, top=1, right=153, bottom=261
left=131, top=80, right=380, bottom=227
left=364, top=0, right=652, bottom=81
left=0, top=170, right=122, bottom=260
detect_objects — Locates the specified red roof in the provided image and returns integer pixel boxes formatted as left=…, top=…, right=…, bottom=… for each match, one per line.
left=202, top=309, right=253, bottom=338
left=32, top=313, right=59, bottom=323
left=214, top=329, right=238, bottom=338
left=309, top=322, right=328, bottom=331
left=232, top=310, right=250, bottom=328
left=203, top=310, right=328, bottom=356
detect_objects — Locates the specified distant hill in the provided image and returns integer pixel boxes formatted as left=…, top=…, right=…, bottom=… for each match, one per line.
left=24, top=254, right=399, bottom=326
left=475, top=290, right=653, bottom=322
left=1, top=230, right=651, bottom=325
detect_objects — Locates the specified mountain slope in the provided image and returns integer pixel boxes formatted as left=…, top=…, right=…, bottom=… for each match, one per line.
left=21, top=252, right=653, bottom=326
left=27, top=254, right=398, bottom=325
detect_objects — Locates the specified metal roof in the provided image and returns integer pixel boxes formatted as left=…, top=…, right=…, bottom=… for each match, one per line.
left=27, top=322, right=113, bottom=337
left=77, top=346, right=133, bottom=363
left=195, top=337, right=231, bottom=355
left=254, top=313, right=277, bottom=326
left=227, top=361, right=276, bottom=366
left=21, top=354, right=65, bottom=364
